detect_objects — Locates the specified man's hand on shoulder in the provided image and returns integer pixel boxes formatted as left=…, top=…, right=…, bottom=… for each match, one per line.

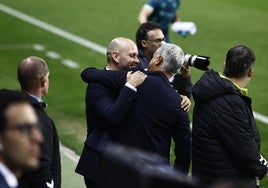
left=126, top=71, right=147, bottom=89
left=180, top=95, right=191, bottom=112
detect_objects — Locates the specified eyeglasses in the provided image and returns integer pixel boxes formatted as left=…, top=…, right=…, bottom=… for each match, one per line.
left=147, top=38, right=166, bottom=43
left=5, top=123, right=40, bottom=136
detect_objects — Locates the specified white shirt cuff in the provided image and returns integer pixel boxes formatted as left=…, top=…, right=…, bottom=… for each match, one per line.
left=125, top=82, right=137, bottom=92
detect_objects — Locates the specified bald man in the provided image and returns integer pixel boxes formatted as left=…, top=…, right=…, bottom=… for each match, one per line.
left=76, top=37, right=147, bottom=188
left=105, top=37, right=140, bottom=70
left=17, top=56, right=61, bottom=188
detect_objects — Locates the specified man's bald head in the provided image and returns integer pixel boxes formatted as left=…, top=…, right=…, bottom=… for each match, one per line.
left=107, top=37, right=135, bottom=55
left=106, top=37, right=139, bottom=70
left=17, top=56, right=48, bottom=91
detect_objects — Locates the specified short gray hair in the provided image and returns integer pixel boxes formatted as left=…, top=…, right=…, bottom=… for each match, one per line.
left=154, top=43, right=184, bottom=74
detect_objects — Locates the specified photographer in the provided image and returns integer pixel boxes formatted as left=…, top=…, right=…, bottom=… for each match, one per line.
left=136, top=22, right=210, bottom=98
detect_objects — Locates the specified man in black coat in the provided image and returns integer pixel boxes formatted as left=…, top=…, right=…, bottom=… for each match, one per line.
left=75, top=37, right=147, bottom=188
left=17, top=56, right=61, bottom=188
left=81, top=43, right=191, bottom=174
left=192, top=45, right=268, bottom=187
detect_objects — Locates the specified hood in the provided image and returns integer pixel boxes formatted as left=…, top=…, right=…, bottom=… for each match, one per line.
left=192, top=69, right=240, bottom=104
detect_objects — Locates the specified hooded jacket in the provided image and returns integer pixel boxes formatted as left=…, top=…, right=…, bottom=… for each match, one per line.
left=191, top=69, right=267, bottom=185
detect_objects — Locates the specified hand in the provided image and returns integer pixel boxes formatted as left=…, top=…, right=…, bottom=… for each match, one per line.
left=179, top=64, right=191, bottom=78
left=126, top=71, right=147, bottom=88
left=180, top=95, right=191, bottom=112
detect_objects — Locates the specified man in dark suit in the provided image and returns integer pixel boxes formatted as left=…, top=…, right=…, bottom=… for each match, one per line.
left=81, top=43, right=191, bottom=174
left=0, top=89, right=43, bottom=188
left=75, top=37, right=147, bottom=188
left=17, top=56, right=61, bottom=188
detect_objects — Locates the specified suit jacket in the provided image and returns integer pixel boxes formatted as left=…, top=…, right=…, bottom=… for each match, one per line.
left=0, top=172, right=10, bottom=188
left=81, top=68, right=191, bottom=173
left=75, top=70, right=138, bottom=183
left=19, top=95, right=61, bottom=188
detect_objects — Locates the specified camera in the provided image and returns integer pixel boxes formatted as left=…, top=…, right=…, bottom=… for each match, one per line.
left=184, top=54, right=210, bottom=71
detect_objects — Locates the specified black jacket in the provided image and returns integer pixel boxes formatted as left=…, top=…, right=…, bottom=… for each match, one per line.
left=80, top=68, right=191, bottom=173
left=192, top=70, right=267, bottom=185
left=75, top=79, right=138, bottom=183
left=0, top=172, right=9, bottom=188
left=19, top=95, right=61, bottom=188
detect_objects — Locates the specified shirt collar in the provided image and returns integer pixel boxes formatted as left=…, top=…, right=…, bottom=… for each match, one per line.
left=169, top=74, right=175, bottom=83
left=29, top=94, right=43, bottom=103
left=28, top=94, right=48, bottom=108
left=0, top=161, right=18, bottom=188
left=219, top=73, right=248, bottom=96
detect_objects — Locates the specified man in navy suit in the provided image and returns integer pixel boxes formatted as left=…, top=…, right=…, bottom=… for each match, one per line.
left=17, top=56, right=61, bottom=188
left=75, top=37, right=147, bottom=188
left=81, top=43, right=191, bottom=174
left=0, top=89, right=43, bottom=188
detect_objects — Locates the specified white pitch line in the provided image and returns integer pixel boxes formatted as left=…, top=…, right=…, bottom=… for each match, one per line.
left=0, top=44, right=34, bottom=50
left=62, top=59, right=80, bottom=69
left=254, top=111, right=268, bottom=125
left=33, top=44, right=46, bottom=51
left=0, top=3, right=106, bottom=55
left=60, top=144, right=79, bottom=163
left=46, top=51, right=61, bottom=60
left=0, top=43, right=80, bottom=69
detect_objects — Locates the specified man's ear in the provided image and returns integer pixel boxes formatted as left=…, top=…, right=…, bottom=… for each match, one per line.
left=141, top=40, right=147, bottom=48
left=155, top=55, right=163, bottom=66
left=248, top=67, right=253, bottom=77
left=40, top=76, right=46, bottom=87
left=111, top=51, right=119, bottom=64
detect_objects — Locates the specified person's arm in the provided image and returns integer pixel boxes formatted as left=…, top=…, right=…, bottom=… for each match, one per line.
left=138, top=4, right=154, bottom=24
left=86, top=83, right=134, bottom=126
left=81, top=67, right=126, bottom=90
left=215, top=100, right=268, bottom=179
left=85, top=71, right=147, bottom=126
left=172, top=97, right=191, bottom=173
left=172, top=72, right=193, bottom=98
left=51, top=121, right=61, bottom=188
left=172, top=12, right=181, bottom=23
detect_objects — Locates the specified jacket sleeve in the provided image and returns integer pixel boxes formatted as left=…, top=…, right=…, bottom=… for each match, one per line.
left=87, top=83, right=137, bottom=126
left=81, top=67, right=126, bottom=90
left=215, top=100, right=268, bottom=179
left=172, top=98, right=191, bottom=174
left=171, top=73, right=193, bottom=98
left=51, top=121, right=61, bottom=188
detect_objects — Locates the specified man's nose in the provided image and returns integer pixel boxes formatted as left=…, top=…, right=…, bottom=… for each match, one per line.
left=31, top=128, right=44, bottom=144
left=134, top=56, right=140, bottom=64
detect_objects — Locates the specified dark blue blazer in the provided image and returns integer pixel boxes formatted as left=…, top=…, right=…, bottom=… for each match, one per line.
left=75, top=70, right=138, bottom=183
left=0, top=172, right=10, bottom=188
left=19, top=95, right=61, bottom=188
left=81, top=68, right=191, bottom=173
